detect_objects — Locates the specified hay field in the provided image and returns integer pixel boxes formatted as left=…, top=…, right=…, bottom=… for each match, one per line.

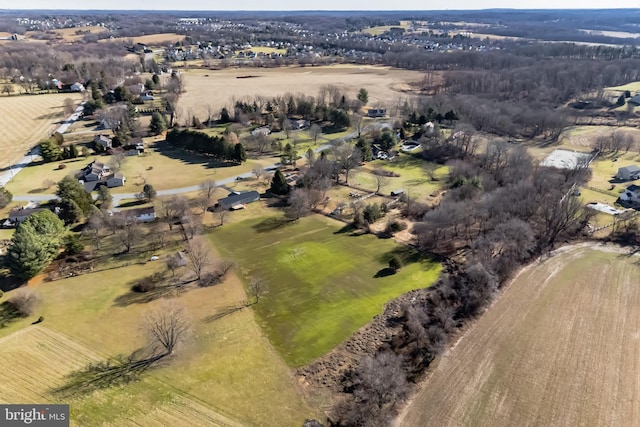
left=397, top=245, right=640, bottom=427
left=0, top=248, right=318, bottom=426
left=0, top=327, right=100, bottom=403
left=100, top=33, right=185, bottom=45
left=179, top=65, right=426, bottom=121
left=0, top=93, right=82, bottom=170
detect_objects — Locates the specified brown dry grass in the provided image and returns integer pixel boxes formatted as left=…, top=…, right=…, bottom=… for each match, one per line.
left=178, top=65, right=427, bottom=122
left=99, top=33, right=185, bottom=45
left=397, top=245, right=640, bottom=427
left=0, top=93, right=83, bottom=170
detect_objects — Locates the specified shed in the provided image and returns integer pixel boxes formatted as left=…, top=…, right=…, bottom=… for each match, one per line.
left=391, top=189, right=405, bottom=196
left=616, top=165, right=640, bottom=181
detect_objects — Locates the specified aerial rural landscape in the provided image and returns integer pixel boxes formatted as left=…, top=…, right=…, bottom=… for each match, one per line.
left=1, top=5, right=640, bottom=427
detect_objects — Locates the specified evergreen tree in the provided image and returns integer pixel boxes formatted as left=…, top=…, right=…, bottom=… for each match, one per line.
left=356, top=138, right=373, bottom=162
left=59, top=199, right=83, bottom=225
left=0, top=187, right=12, bottom=209
left=97, top=186, right=112, bottom=209
left=56, top=176, right=93, bottom=215
left=149, top=111, right=167, bottom=135
left=39, top=139, right=62, bottom=162
left=69, top=144, right=78, bottom=159
left=220, top=107, right=231, bottom=123
left=269, top=170, right=290, bottom=195
left=6, top=210, right=65, bottom=280
left=233, top=143, right=247, bottom=164
left=357, top=88, right=369, bottom=105
left=143, top=184, right=157, bottom=201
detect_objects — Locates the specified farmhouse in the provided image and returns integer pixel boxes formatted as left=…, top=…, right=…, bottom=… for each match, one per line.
left=94, top=134, right=112, bottom=150
left=620, top=184, right=640, bottom=205
left=367, top=108, right=387, bottom=118
left=217, top=190, right=260, bottom=210
left=616, top=165, right=640, bottom=181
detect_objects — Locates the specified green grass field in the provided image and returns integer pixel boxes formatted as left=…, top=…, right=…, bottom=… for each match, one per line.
left=0, top=229, right=319, bottom=426
left=209, top=214, right=441, bottom=367
left=351, top=154, right=447, bottom=199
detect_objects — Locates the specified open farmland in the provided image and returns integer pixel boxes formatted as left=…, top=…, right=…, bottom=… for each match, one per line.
left=0, top=93, right=82, bottom=170
left=179, top=65, right=427, bottom=122
left=0, top=235, right=319, bottom=426
left=397, top=245, right=640, bottom=427
left=209, top=214, right=441, bottom=367
left=99, top=33, right=185, bottom=45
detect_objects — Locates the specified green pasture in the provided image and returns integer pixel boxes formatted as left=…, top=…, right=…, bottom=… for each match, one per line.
left=209, top=214, right=441, bottom=367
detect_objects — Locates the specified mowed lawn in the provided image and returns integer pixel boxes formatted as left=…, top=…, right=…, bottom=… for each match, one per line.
left=0, top=93, right=82, bottom=170
left=398, top=245, right=640, bottom=427
left=0, top=246, right=318, bottom=425
left=209, top=214, right=441, bottom=366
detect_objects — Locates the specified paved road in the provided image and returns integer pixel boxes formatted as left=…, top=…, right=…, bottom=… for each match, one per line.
left=0, top=102, right=86, bottom=188
left=11, top=134, right=353, bottom=206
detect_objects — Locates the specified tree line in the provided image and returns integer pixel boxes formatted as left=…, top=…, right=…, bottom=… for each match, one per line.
left=323, top=138, right=593, bottom=426
left=165, top=128, right=246, bottom=164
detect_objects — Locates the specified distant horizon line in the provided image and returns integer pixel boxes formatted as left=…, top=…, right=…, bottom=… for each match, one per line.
left=2, top=7, right=640, bottom=12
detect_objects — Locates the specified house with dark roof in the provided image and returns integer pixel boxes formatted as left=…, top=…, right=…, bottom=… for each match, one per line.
left=94, top=134, right=112, bottom=150
left=616, top=165, right=640, bottom=181
left=8, top=207, right=45, bottom=225
left=367, top=108, right=387, bottom=118
left=82, top=161, right=111, bottom=182
left=620, top=184, right=640, bottom=205
left=216, top=191, right=260, bottom=210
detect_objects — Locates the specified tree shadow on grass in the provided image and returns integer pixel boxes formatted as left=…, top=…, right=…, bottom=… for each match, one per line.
left=113, top=282, right=186, bottom=307
left=374, top=267, right=396, bottom=278
left=252, top=216, right=291, bottom=233
left=117, top=200, right=147, bottom=209
left=54, top=349, right=166, bottom=398
left=202, top=304, right=246, bottom=323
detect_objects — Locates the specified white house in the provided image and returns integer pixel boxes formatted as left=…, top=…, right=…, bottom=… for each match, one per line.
left=70, top=82, right=85, bottom=92
left=251, top=126, right=271, bottom=137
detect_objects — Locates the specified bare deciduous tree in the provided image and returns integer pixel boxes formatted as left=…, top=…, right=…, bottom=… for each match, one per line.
left=84, top=211, right=105, bottom=250
left=115, top=215, right=141, bottom=253
left=248, top=277, right=267, bottom=304
left=214, top=205, right=227, bottom=227
left=373, top=173, right=390, bottom=195
left=310, top=123, right=322, bottom=145
left=143, top=300, right=191, bottom=356
left=156, top=196, right=189, bottom=231
left=185, top=237, right=211, bottom=281
left=286, top=188, right=311, bottom=220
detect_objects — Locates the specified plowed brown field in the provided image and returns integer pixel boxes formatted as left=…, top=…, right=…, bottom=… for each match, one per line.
left=397, top=245, right=640, bottom=427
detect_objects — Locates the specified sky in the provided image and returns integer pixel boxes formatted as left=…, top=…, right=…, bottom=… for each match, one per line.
left=6, top=0, right=640, bottom=11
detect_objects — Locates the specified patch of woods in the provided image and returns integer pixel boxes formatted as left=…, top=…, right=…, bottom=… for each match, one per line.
left=165, top=128, right=247, bottom=164
left=302, top=138, right=594, bottom=426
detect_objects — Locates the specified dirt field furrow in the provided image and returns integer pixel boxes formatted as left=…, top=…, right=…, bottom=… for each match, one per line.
left=397, top=246, right=640, bottom=427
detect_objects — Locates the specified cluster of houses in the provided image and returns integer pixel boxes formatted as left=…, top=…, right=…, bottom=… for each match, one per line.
left=45, top=79, right=85, bottom=92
